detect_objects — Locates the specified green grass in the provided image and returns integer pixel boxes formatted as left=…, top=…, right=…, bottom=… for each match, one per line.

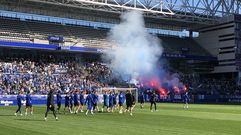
left=0, top=103, right=241, bottom=135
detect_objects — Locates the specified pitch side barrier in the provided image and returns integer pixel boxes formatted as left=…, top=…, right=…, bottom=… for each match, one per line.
left=0, top=94, right=114, bottom=106
left=1, top=94, right=241, bottom=106
left=192, top=95, right=241, bottom=103
left=147, top=94, right=241, bottom=104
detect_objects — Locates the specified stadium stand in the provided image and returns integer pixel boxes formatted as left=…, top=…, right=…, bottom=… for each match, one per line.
left=26, top=21, right=70, bottom=37
left=0, top=18, right=30, bottom=42
left=180, top=74, right=240, bottom=95
left=0, top=53, right=236, bottom=96
left=161, top=36, right=210, bottom=56
left=0, top=56, right=113, bottom=95
left=0, top=17, right=210, bottom=55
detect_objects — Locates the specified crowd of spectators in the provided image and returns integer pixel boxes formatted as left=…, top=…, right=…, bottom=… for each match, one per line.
left=181, top=75, right=241, bottom=95
left=0, top=56, right=113, bottom=95
left=1, top=56, right=241, bottom=96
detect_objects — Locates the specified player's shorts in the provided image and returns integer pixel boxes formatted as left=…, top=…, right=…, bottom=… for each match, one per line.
left=119, top=102, right=123, bottom=106
left=104, top=101, right=109, bottom=107
left=80, top=101, right=85, bottom=106
left=140, top=100, right=144, bottom=104
left=92, top=102, right=97, bottom=106
left=65, top=102, right=69, bottom=107
left=26, top=103, right=32, bottom=108
left=184, top=100, right=188, bottom=104
left=113, top=100, right=117, bottom=105
left=87, top=104, right=92, bottom=110
left=109, top=103, right=114, bottom=107
left=48, top=106, right=55, bottom=111
left=57, top=102, right=61, bottom=106
left=126, top=103, right=132, bottom=108
left=150, top=101, right=156, bottom=104
left=74, top=101, right=79, bottom=106
left=150, top=100, right=156, bottom=103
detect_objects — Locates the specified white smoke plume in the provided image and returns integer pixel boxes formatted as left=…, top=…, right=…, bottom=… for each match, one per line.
left=104, top=10, right=163, bottom=80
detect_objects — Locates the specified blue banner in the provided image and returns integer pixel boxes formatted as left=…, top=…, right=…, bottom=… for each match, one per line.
left=48, top=36, right=64, bottom=42
left=1, top=94, right=241, bottom=106
left=0, top=40, right=57, bottom=50
left=60, top=46, right=70, bottom=50
left=0, top=95, right=65, bottom=106
left=0, top=95, right=105, bottom=106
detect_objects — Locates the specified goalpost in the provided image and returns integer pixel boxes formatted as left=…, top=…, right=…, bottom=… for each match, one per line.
left=100, top=87, right=139, bottom=102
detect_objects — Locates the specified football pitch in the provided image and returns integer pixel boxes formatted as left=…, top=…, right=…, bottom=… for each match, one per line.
left=0, top=103, right=241, bottom=135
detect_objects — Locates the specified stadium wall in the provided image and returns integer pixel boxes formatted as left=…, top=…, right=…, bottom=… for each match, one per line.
left=0, top=95, right=103, bottom=106
left=195, top=16, right=239, bottom=73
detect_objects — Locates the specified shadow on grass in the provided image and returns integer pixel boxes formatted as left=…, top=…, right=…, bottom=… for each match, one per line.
left=0, top=114, right=15, bottom=117
left=14, top=118, right=44, bottom=122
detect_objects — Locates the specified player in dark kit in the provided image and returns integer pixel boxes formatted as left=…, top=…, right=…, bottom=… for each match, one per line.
left=79, top=91, right=85, bottom=113
left=69, top=91, right=74, bottom=113
left=44, top=89, right=58, bottom=121
left=113, top=92, right=118, bottom=110
left=131, top=93, right=136, bottom=112
left=56, top=90, right=62, bottom=113
left=183, top=91, right=190, bottom=109
left=64, top=92, right=70, bottom=114
left=85, top=91, right=94, bottom=115
left=109, top=91, right=115, bottom=112
left=73, top=90, right=80, bottom=114
left=15, top=91, right=24, bottom=116
left=139, top=92, right=145, bottom=109
left=25, top=90, right=33, bottom=116
left=150, top=91, right=157, bottom=112
left=125, top=90, right=134, bottom=116
left=102, top=91, right=109, bottom=112
left=92, top=91, right=99, bottom=112
left=118, top=91, right=125, bottom=114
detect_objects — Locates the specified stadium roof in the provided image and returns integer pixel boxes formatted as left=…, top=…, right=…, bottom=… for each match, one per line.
left=28, top=0, right=240, bottom=25
left=0, top=0, right=240, bottom=30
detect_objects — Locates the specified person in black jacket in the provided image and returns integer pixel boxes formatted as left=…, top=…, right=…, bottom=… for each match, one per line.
left=64, top=92, right=70, bottom=114
left=15, top=91, right=24, bottom=116
left=130, top=93, right=136, bottom=115
left=56, top=90, right=62, bottom=114
left=125, top=90, right=134, bottom=116
left=150, top=91, right=157, bottom=112
left=44, top=89, right=58, bottom=121
left=139, top=92, right=145, bottom=109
